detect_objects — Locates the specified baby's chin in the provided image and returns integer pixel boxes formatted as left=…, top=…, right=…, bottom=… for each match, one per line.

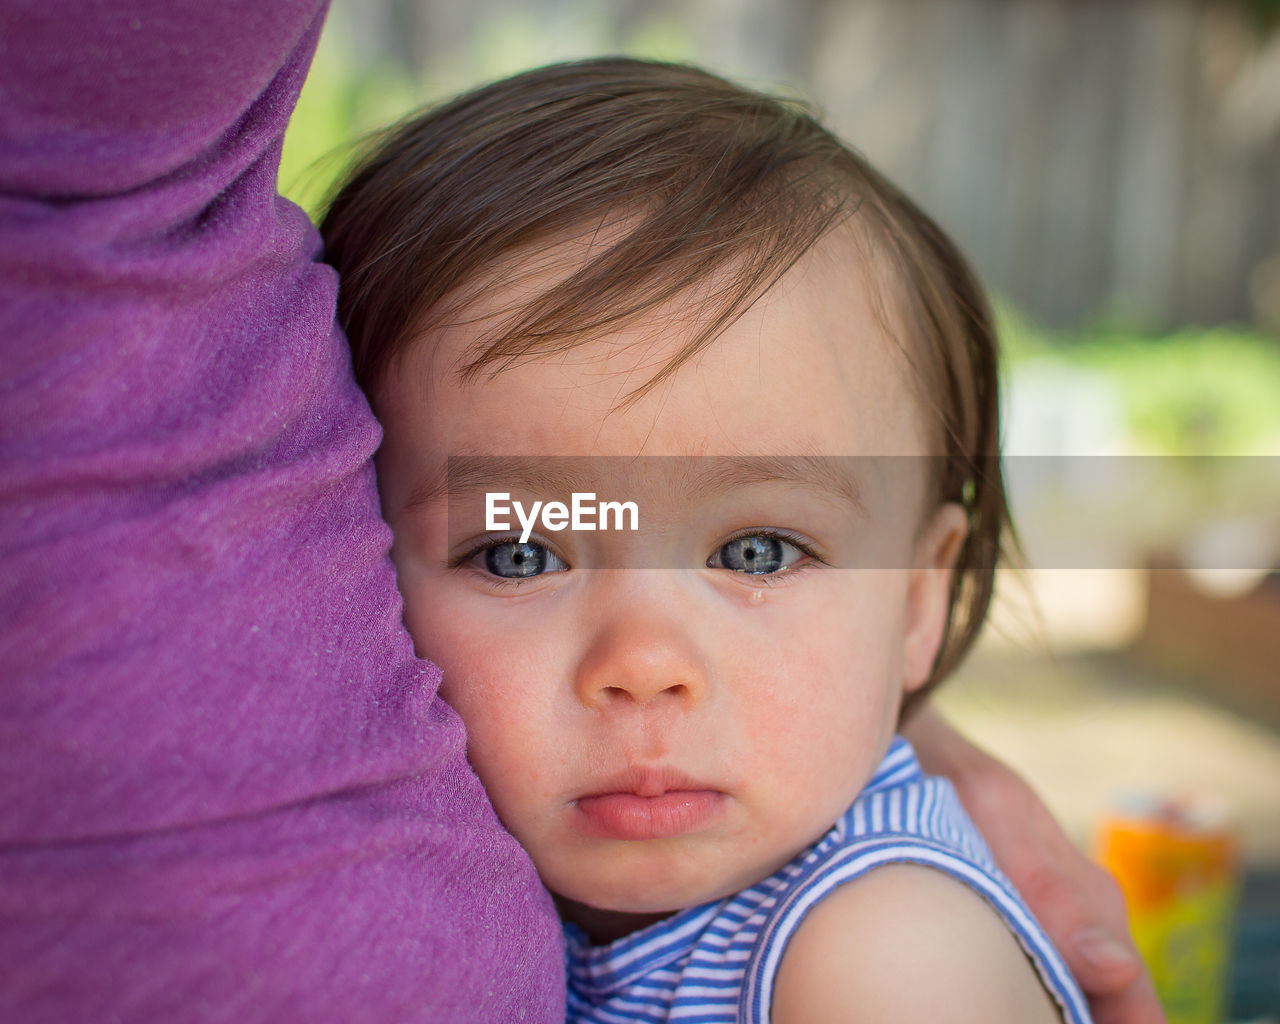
left=550, top=870, right=723, bottom=920
left=543, top=846, right=796, bottom=936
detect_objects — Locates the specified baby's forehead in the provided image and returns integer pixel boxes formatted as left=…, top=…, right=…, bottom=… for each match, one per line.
left=387, top=226, right=935, bottom=468
left=407, top=219, right=928, bottom=429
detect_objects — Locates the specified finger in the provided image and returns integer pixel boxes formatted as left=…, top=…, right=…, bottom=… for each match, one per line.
left=1020, top=862, right=1147, bottom=998
left=1087, top=967, right=1167, bottom=1024
left=1067, top=924, right=1143, bottom=995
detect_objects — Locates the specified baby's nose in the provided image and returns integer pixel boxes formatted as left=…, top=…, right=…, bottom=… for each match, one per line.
left=572, top=612, right=708, bottom=710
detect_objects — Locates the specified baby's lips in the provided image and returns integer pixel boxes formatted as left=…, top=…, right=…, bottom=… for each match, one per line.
left=573, top=789, right=726, bottom=840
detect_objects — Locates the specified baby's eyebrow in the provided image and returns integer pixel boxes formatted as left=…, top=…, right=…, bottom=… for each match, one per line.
left=408, top=454, right=864, bottom=514
left=687, top=455, right=865, bottom=513
left=406, top=455, right=598, bottom=510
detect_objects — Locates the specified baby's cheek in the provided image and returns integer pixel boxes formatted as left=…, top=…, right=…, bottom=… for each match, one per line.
left=450, top=686, right=551, bottom=810
left=750, top=639, right=893, bottom=784
left=441, top=658, right=530, bottom=746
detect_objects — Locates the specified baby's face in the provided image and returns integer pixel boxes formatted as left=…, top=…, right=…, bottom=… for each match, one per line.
left=374, top=229, right=965, bottom=937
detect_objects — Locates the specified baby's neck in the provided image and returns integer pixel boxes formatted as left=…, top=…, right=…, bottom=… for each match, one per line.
left=554, top=894, right=679, bottom=944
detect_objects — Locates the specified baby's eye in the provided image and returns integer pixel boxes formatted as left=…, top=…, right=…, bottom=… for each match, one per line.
left=480, top=541, right=567, bottom=578
left=709, top=534, right=804, bottom=575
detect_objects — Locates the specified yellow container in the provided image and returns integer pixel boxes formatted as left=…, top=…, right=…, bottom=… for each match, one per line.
left=1095, top=795, right=1237, bottom=1024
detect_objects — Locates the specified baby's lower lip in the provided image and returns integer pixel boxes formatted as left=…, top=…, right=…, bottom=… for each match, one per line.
left=572, top=790, right=725, bottom=840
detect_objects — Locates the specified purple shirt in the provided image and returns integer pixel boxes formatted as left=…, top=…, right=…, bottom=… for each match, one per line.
left=0, top=2, right=564, bottom=1020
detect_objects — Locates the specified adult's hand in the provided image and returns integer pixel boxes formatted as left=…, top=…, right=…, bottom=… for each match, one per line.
left=904, top=705, right=1167, bottom=1024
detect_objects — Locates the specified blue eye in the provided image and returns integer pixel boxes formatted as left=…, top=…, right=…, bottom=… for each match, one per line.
left=711, top=534, right=804, bottom=575
left=481, top=541, right=566, bottom=579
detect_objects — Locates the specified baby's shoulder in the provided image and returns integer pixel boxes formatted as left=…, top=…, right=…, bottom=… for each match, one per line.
left=770, top=863, right=1065, bottom=1023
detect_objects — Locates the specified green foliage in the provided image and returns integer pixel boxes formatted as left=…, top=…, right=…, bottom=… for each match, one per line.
left=1244, top=0, right=1280, bottom=31
left=1081, top=330, right=1280, bottom=455
left=279, top=26, right=422, bottom=221
left=998, top=308, right=1280, bottom=455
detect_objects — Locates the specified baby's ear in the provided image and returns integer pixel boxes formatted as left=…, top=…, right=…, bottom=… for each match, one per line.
left=900, top=503, right=969, bottom=694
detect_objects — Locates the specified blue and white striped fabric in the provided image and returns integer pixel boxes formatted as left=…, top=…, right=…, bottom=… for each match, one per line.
left=564, top=736, right=1092, bottom=1024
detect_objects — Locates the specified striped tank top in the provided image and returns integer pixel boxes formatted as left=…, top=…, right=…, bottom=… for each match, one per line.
left=564, top=736, right=1093, bottom=1023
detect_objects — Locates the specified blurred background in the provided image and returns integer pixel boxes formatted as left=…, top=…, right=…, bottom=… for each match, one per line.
left=283, top=1, right=1280, bottom=1018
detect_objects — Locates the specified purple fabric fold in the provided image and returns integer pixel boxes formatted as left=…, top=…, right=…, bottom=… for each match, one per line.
left=0, top=1, right=564, bottom=1019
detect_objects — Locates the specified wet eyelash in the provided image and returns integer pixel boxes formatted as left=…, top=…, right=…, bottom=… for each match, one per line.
left=446, top=536, right=524, bottom=571
left=447, top=536, right=572, bottom=576
left=713, top=528, right=826, bottom=566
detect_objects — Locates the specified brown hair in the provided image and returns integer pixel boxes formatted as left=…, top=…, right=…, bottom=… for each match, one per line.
left=321, top=57, right=1011, bottom=708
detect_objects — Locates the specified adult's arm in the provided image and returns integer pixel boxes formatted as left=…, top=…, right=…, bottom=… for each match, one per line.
left=0, top=3, right=563, bottom=1021
left=905, top=706, right=1166, bottom=1024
